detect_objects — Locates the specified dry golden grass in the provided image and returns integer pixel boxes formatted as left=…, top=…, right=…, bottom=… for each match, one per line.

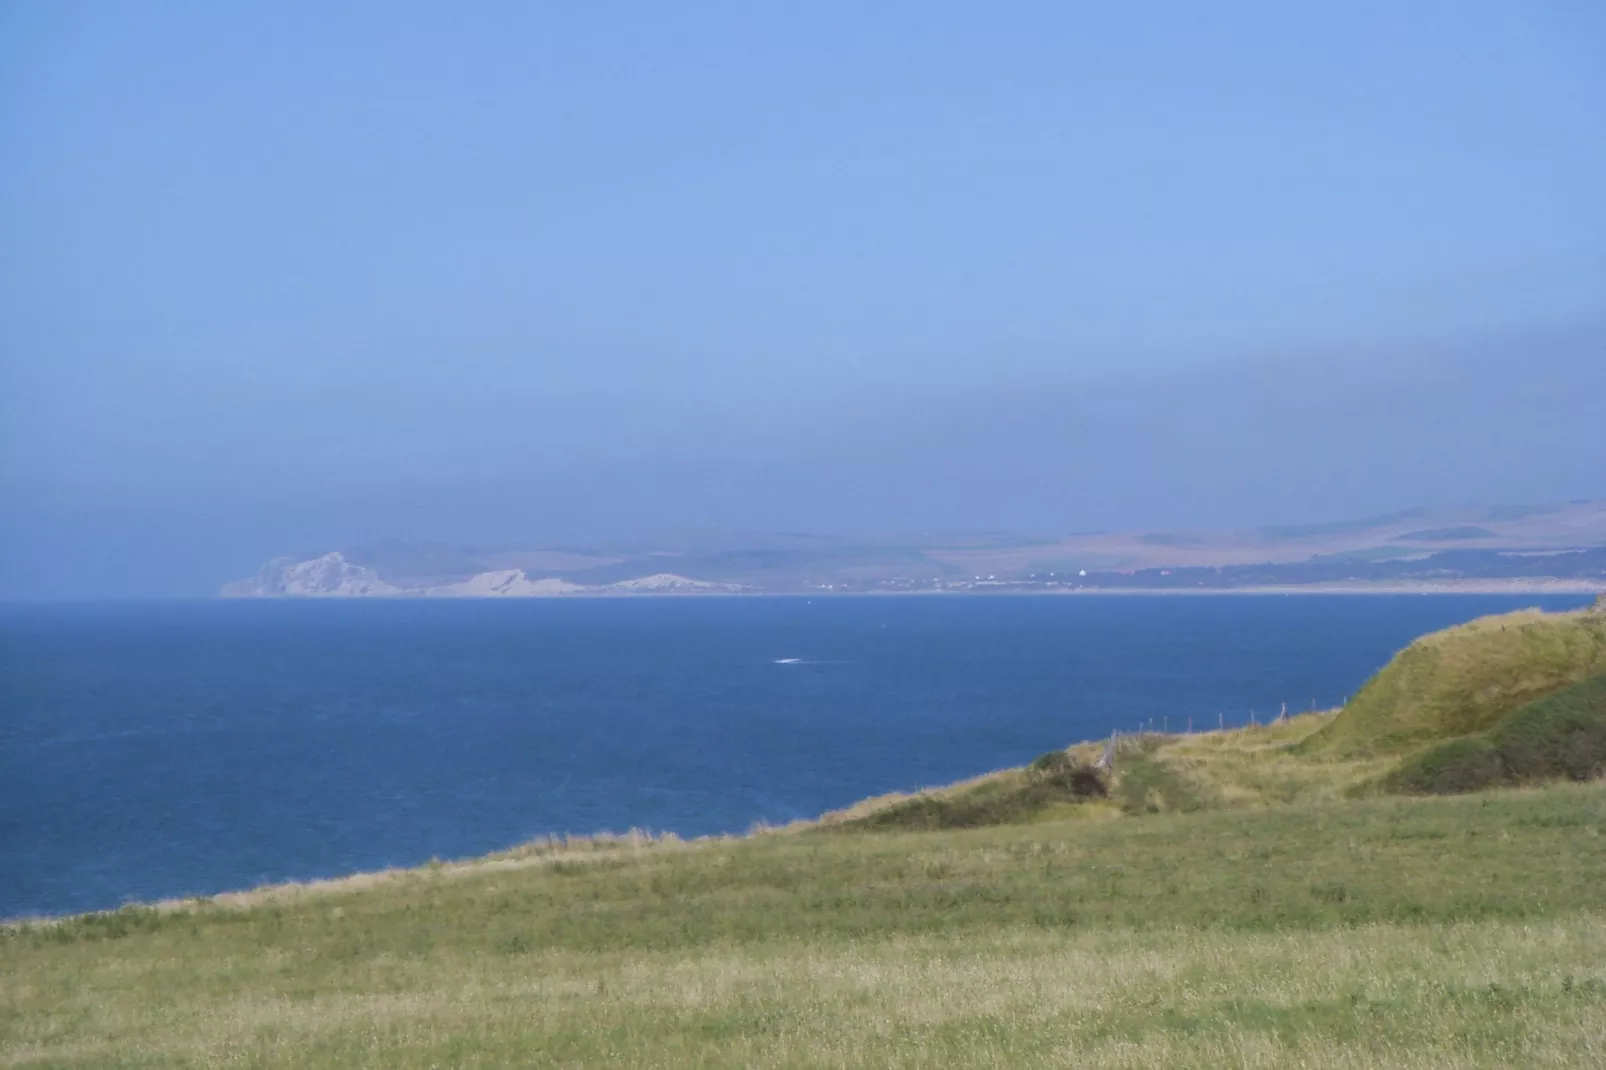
left=814, top=761, right=1126, bottom=829
left=1152, top=713, right=1396, bottom=806
left=130, top=829, right=701, bottom=915
left=814, top=714, right=1387, bottom=827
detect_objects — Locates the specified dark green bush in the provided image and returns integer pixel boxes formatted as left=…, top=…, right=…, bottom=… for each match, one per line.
left=1384, top=673, right=1606, bottom=796
left=1487, top=694, right=1606, bottom=782
left=1385, top=737, right=1507, bottom=795
left=1065, top=765, right=1108, bottom=799
left=1028, top=749, right=1077, bottom=779
left=1028, top=750, right=1108, bottom=798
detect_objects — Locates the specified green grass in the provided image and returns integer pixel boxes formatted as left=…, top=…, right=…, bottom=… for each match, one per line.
left=829, top=749, right=1109, bottom=831
left=822, top=712, right=1395, bottom=831
left=1300, top=604, right=1606, bottom=756
left=1384, top=672, right=1606, bottom=795
left=6, top=783, right=1606, bottom=1067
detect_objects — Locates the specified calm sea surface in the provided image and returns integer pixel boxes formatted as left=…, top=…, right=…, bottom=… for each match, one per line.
left=0, top=594, right=1591, bottom=917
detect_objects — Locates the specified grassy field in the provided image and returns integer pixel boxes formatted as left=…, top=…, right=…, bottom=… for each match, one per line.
left=6, top=782, right=1606, bottom=1068
left=7, top=605, right=1606, bottom=1067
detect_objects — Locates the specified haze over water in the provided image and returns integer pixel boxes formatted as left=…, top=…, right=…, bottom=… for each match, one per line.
left=5, top=5, right=1604, bottom=599
left=1, top=593, right=1591, bottom=917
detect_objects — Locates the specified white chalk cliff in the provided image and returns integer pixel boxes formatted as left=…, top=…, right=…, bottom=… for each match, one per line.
left=607, top=573, right=726, bottom=591
left=426, top=570, right=588, bottom=597
left=220, top=553, right=402, bottom=598
left=221, top=555, right=737, bottom=597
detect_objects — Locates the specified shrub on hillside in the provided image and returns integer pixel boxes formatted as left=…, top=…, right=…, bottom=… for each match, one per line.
left=1384, top=737, right=1507, bottom=795
left=1028, top=749, right=1077, bottom=779
left=1489, top=690, right=1606, bottom=782
left=1028, top=750, right=1108, bottom=798
left=1385, top=673, right=1606, bottom=795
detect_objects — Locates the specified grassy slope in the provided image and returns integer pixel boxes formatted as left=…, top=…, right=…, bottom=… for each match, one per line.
left=1385, top=672, right=1606, bottom=795
left=818, top=608, right=1606, bottom=832
left=9, top=607, right=1606, bottom=1067
left=6, top=784, right=1606, bottom=1068
left=1300, top=606, right=1606, bottom=756
left=820, top=713, right=1396, bottom=831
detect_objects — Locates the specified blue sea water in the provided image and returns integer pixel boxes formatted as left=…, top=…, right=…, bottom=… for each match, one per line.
left=0, top=594, right=1592, bottom=917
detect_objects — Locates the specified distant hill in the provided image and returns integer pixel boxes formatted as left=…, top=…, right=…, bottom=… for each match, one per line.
left=221, top=500, right=1606, bottom=596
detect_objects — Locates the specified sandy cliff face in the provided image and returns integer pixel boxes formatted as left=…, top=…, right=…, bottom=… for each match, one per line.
left=220, top=553, right=402, bottom=597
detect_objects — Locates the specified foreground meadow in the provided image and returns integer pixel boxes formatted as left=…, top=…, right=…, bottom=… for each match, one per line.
left=5, top=782, right=1605, bottom=1068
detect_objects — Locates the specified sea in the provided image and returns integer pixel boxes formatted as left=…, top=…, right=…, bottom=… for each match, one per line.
left=0, top=593, right=1592, bottom=918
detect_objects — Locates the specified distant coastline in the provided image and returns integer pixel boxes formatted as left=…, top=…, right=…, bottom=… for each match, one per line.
left=220, top=501, right=1606, bottom=599
left=852, top=581, right=1606, bottom=596
left=219, top=580, right=1605, bottom=599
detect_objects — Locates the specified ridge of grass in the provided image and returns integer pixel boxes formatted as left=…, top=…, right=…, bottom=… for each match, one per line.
left=820, top=714, right=1399, bottom=832
left=815, top=606, right=1606, bottom=832
left=1298, top=604, right=1606, bottom=757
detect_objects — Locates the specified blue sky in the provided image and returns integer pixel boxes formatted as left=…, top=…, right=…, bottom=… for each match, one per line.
left=3, top=1, right=1604, bottom=596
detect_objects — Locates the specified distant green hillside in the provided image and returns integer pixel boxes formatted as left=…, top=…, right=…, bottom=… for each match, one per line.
left=1299, top=604, right=1606, bottom=757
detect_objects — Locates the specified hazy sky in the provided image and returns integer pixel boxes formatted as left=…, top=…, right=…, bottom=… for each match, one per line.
left=3, top=2, right=1605, bottom=596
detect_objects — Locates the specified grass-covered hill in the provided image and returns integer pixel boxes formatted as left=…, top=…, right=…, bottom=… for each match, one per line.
left=6, top=603, right=1606, bottom=1067
left=1300, top=602, right=1606, bottom=755
left=823, top=603, right=1606, bottom=831
left=1384, top=671, right=1606, bottom=795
